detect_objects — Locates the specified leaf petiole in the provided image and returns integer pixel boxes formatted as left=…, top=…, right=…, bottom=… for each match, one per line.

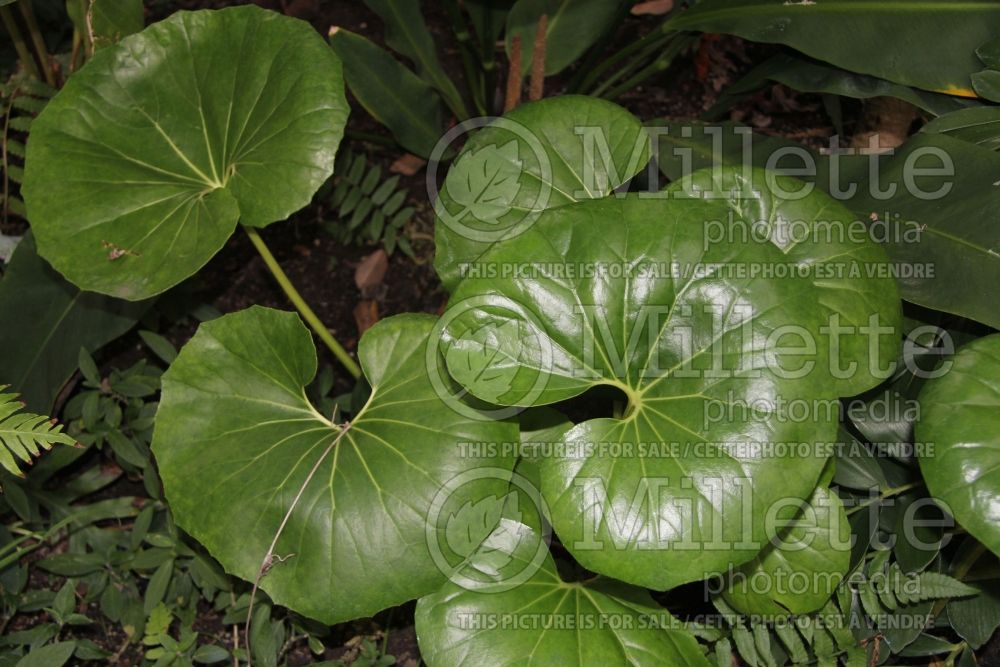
left=243, top=226, right=362, bottom=379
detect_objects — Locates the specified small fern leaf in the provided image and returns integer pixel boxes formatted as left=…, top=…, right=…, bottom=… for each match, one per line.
left=6, top=138, right=26, bottom=159
left=731, top=624, right=759, bottom=667
left=11, top=95, right=47, bottom=114
left=0, top=386, right=76, bottom=477
left=912, top=572, right=978, bottom=602
left=6, top=164, right=24, bottom=185
left=3, top=195, right=26, bottom=218
left=859, top=581, right=881, bottom=618
left=714, top=637, right=732, bottom=667
left=751, top=623, right=777, bottom=667
left=774, top=621, right=808, bottom=664
left=6, top=116, right=32, bottom=133
left=17, top=78, right=57, bottom=98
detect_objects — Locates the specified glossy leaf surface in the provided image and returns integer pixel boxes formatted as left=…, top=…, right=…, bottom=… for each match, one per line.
left=442, top=174, right=900, bottom=589
left=415, top=520, right=710, bottom=666
left=434, top=96, right=649, bottom=291
left=916, top=334, right=1000, bottom=557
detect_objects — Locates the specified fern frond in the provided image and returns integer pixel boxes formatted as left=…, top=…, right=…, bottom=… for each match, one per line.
left=324, top=149, right=416, bottom=255
left=16, top=78, right=57, bottom=99
left=11, top=95, right=47, bottom=114
left=911, top=571, right=978, bottom=602
left=0, top=386, right=76, bottom=477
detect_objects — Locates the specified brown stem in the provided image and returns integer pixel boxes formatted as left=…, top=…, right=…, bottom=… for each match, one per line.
left=529, top=14, right=547, bottom=102
left=504, top=35, right=522, bottom=112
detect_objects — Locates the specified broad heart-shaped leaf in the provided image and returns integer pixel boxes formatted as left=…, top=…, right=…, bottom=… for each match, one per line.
left=916, top=334, right=1000, bottom=558
left=152, top=307, right=518, bottom=623
left=415, top=520, right=710, bottom=666
left=442, top=176, right=901, bottom=591
left=433, top=96, right=649, bottom=292
left=666, top=167, right=902, bottom=398
left=721, top=486, right=851, bottom=616
left=667, top=0, right=1000, bottom=97
left=23, top=6, right=347, bottom=300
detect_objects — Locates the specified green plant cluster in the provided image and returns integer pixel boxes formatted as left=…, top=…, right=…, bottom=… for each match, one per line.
left=2, top=2, right=1000, bottom=666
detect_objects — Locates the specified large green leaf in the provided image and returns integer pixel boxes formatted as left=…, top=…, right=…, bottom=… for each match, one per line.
left=415, top=519, right=710, bottom=666
left=654, top=122, right=1000, bottom=331
left=948, top=577, right=1000, bottom=649
left=0, top=233, right=148, bottom=413
left=505, top=0, right=621, bottom=78
left=66, top=0, right=144, bottom=50
left=362, top=0, right=467, bottom=119
left=442, top=175, right=900, bottom=589
left=434, top=95, right=649, bottom=291
left=843, top=134, right=1000, bottom=330
left=328, top=27, right=444, bottom=158
left=152, top=308, right=517, bottom=623
left=916, top=334, right=1000, bottom=558
left=921, top=106, right=1000, bottom=151
left=668, top=0, right=1000, bottom=97
left=721, top=486, right=851, bottom=616
left=666, top=167, right=902, bottom=398
left=23, top=6, right=348, bottom=300
left=706, top=53, right=979, bottom=120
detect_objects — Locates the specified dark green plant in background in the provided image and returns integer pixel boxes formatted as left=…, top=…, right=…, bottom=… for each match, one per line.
left=318, top=149, right=416, bottom=258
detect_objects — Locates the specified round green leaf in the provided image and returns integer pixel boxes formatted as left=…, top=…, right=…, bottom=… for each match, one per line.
left=433, top=95, right=649, bottom=292
left=23, top=6, right=348, bottom=299
left=721, top=486, right=851, bottom=616
left=666, top=167, right=903, bottom=398
left=916, top=333, right=1000, bottom=558
left=415, top=520, right=710, bottom=666
left=443, top=174, right=900, bottom=590
left=152, top=307, right=517, bottom=623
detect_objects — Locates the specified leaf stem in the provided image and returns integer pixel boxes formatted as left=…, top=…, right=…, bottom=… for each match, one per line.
left=17, top=0, right=56, bottom=88
left=578, top=24, right=673, bottom=94
left=600, top=35, right=694, bottom=101
left=0, top=6, right=41, bottom=81
left=844, top=480, right=924, bottom=516
left=244, top=422, right=351, bottom=666
left=243, top=226, right=362, bottom=379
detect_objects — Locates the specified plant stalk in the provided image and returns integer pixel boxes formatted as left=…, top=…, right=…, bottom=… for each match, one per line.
left=844, top=480, right=924, bottom=517
left=244, top=423, right=350, bottom=666
left=17, top=0, right=57, bottom=87
left=600, top=35, right=693, bottom=100
left=243, top=226, right=362, bottom=379
left=578, top=24, right=673, bottom=94
left=442, top=0, right=487, bottom=116
left=0, top=6, right=41, bottom=81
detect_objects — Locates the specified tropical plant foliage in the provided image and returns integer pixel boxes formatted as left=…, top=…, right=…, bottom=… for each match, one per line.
left=4, top=1, right=1000, bottom=665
